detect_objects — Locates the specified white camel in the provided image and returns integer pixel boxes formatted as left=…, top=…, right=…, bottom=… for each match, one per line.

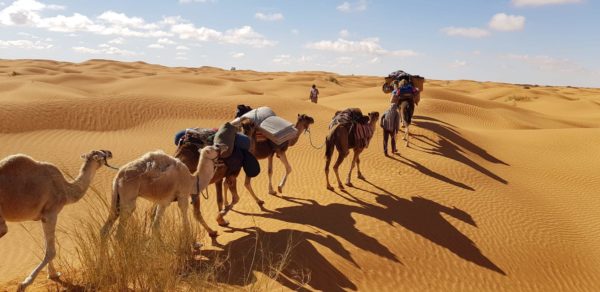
left=0, top=150, right=113, bottom=291
left=100, top=144, right=226, bottom=238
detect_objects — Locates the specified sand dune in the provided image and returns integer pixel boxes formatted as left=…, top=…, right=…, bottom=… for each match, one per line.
left=1, top=59, right=600, bottom=291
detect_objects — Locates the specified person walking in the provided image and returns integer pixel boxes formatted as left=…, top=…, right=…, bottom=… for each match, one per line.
left=309, top=84, right=319, bottom=103
left=381, top=81, right=401, bottom=156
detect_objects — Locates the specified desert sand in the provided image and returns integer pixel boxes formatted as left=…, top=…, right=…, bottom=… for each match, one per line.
left=1, top=59, right=600, bottom=291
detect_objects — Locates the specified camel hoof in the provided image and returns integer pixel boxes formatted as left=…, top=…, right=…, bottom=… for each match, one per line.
left=278, top=186, right=283, bottom=193
left=358, top=174, right=365, bottom=180
left=208, top=231, right=218, bottom=238
left=338, top=185, right=345, bottom=190
left=268, top=190, right=277, bottom=195
left=218, top=220, right=230, bottom=227
left=345, top=182, right=353, bottom=187
left=48, top=272, right=62, bottom=281
left=257, top=200, right=265, bottom=206
left=193, top=242, right=203, bottom=250
left=326, top=185, right=334, bottom=191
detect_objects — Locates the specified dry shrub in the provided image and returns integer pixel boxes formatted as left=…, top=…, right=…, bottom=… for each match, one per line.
left=52, top=177, right=303, bottom=291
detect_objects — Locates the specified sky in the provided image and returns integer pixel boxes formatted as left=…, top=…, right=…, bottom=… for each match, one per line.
left=1, top=0, right=599, bottom=87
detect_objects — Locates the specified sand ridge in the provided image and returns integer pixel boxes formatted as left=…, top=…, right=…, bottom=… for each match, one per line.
left=1, top=59, right=600, bottom=291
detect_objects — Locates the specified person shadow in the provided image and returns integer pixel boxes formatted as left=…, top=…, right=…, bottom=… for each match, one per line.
left=408, top=116, right=509, bottom=185
left=196, top=227, right=357, bottom=292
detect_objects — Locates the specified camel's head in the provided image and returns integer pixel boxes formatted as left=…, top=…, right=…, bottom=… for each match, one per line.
left=235, top=104, right=253, bottom=118
left=297, top=114, right=315, bottom=130
left=81, top=150, right=113, bottom=168
left=199, top=144, right=228, bottom=160
left=368, top=111, right=380, bottom=124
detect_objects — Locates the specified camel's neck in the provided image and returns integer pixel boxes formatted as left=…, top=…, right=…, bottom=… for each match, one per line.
left=175, top=144, right=200, bottom=173
left=65, top=160, right=98, bottom=204
left=288, top=120, right=306, bottom=147
left=192, top=155, right=216, bottom=193
left=368, top=120, right=378, bottom=141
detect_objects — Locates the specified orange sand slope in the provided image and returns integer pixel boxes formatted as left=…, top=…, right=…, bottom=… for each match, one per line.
left=1, top=59, right=600, bottom=291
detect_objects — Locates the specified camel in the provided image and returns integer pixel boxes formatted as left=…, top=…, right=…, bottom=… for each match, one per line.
left=174, top=129, right=259, bottom=228
left=325, top=110, right=379, bottom=190
left=0, top=150, right=113, bottom=291
left=241, top=113, right=315, bottom=197
left=100, top=144, right=225, bottom=238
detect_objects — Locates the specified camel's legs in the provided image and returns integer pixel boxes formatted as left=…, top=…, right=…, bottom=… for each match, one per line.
left=0, top=209, right=7, bottom=238
left=176, top=196, right=190, bottom=235
left=150, top=203, right=167, bottom=237
left=115, top=198, right=136, bottom=239
left=325, top=153, right=333, bottom=190
left=333, top=149, right=348, bottom=189
left=243, top=175, right=265, bottom=208
left=267, top=154, right=276, bottom=195
left=276, top=151, right=292, bottom=193
left=345, top=149, right=359, bottom=186
left=356, top=149, right=365, bottom=179
left=215, top=179, right=224, bottom=212
left=20, top=213, right=58, bottom=290
left=191, top=195, right=217, bottom=237
left=405, top=125, right=410, bottom=147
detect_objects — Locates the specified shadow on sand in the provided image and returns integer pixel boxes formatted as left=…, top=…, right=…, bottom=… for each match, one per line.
left=235, top=185, right=505, bottom=280
left=197, top=227, right=357, bottom=292
left=407, top=115, right=509, bottom=185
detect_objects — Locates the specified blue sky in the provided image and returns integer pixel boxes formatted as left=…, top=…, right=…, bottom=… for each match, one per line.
left=1, top=0, right=598, bottom=87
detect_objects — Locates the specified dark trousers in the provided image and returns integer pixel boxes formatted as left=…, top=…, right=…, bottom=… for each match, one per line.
left=383, top=130, right=397, bottom=153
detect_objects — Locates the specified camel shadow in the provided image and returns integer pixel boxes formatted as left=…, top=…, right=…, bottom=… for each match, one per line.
left=236, top=194, right=402, bottom=265
left=411, top=116, right=508, bottom=185
left=241, top=184, right=505, bottom=276
left=195, top=227, right=357, bottom=292
left=349, top=181, right=506, bottom=275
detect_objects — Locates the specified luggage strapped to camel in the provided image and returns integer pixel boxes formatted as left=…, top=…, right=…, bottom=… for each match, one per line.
left=329, top=108, right=374, bottom=148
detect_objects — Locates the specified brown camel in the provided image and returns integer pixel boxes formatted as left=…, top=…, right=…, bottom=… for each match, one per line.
left=325, top=110, right=379, bottom=190
left=0, top=150, right=113, bottom=291
left=241, top=114, right=314, bottom=196
left=174, top=129, right=263, bottom=228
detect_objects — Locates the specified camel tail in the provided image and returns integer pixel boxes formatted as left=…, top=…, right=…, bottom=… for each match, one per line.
left=110, top=179, right=121, bottom=217
left=325, top=130, right=335, bottom=160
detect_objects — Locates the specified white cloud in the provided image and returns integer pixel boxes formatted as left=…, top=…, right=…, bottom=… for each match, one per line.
left=441, top=27, right=490, bottom=38
left=306, top=37, right=418, bottom=57
left=291, top=29, right=299, bottom=35
left=157, top=38, right=176, bottom=45
left=108, top=37, right=125, bottom=44
left=511, top=0, right=581, bottom=7
left=0, top=0, right=46, bottom=25
left=273, top=54, right=291, bottom=64
left=489, top=13, right=525, bottom=31
left=337, top=0, right=367, bottom=12
left=231, top=52, right=245, bottom=58
left=339, top=29, right=350, bottom=38
left=148, top=43, right=164, bottom=49
left=97, top=10, right=158, bottom=30
left=369, top=57, right=380, bottom=64
left=175, top=56, right=188, bottom=60
left=176, top=45, right=190, bottom=50
left=171, top=23, right=275, bottom=47
left=72, top=45, right=136, bottom=56
left=0, top=39, right=52, bottom=49
left=254, top=12, right=283, bottom=21
left=38, top=13, right=100, bottom=32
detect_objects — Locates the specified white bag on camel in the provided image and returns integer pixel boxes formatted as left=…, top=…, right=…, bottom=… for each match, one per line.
left=240, top=107, right=297, bottom=145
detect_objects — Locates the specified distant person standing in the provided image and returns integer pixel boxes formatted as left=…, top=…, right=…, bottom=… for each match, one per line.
left=309, top=84, right=319, bottom=103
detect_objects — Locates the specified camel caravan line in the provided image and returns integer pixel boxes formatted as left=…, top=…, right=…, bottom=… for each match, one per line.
left=0, top=71, right=423, bottom=290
